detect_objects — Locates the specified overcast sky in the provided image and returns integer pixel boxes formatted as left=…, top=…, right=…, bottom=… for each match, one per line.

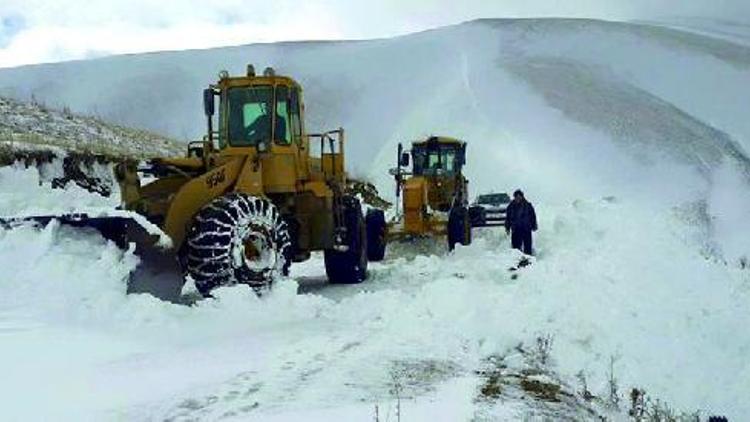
left=1, top=0, right=748, bottom=68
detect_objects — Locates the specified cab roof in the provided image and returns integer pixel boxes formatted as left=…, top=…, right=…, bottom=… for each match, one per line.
left=215, top=74, right=302, bottom=91
left=412, top=136, right=465, bottom=147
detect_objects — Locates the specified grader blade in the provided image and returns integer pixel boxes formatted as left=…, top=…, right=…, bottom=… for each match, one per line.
left=0, top=213, right=186, bottom=302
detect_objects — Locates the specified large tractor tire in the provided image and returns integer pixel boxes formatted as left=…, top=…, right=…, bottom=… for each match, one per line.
left=325, top=197, right=368, bottom=284
left=448, top=206, right=472, bottom=251
left=185, top=193, right=292, bottom=297
left=365, top=208, right=387, bottom=262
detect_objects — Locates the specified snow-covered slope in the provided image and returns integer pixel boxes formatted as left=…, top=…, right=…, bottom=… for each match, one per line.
left=0, top=18, right=749, bottom=420
left=640, top=18, right=750, bottom=47
left=1, top=19, right=748, bottom=165
left=0, top=96, right=182, bottom=159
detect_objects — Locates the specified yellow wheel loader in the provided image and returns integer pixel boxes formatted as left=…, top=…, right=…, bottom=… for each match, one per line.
left=0, top=66, right=370, bottom=298
left=365, top=136, right=472, bottom=260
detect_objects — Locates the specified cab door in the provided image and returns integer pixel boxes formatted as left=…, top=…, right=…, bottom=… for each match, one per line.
left=264, top=85, right=301, bottom=193
left=289, top=87, right=309, bottom=182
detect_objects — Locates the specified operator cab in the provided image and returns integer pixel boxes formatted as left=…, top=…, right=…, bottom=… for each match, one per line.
left=203, top=66, right=304, bottom=152
left=411, top=136, right=466, bottom=177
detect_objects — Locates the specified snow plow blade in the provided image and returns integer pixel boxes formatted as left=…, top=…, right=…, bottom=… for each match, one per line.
left=0, top=213, right=185, bottom=302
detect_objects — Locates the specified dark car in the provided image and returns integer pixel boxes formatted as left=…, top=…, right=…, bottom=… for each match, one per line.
left=469, top=193, right=511, bottom=226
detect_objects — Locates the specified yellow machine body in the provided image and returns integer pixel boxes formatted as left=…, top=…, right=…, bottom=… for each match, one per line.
left=388, top=136, right=468, bottom=239
left=116, top=70, right=348, bottom=259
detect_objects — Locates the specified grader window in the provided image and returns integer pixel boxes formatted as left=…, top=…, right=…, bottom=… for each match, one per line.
left=440, top=150, right=456, bottom=172
left=413, top=146, right=459, bottom=176
left=412, top=148, right=427, bottom=175
left=225, top=86, right=273, bottom=147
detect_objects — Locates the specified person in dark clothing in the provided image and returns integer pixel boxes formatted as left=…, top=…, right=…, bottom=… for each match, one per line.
left=504, top=189, right=537, bottom=255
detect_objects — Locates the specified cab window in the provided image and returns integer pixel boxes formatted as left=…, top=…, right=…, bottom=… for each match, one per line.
left=289, top=88, right=302, bottom=139
left=274, top=86, right=293, bottom=145
left=224, top=85, right=273, bottom=147
left=413, top=146, right=458, bottom=175
left=441, top=150, right=456, bottom=172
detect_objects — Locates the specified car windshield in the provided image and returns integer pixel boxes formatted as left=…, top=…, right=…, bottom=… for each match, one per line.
left=223, top=85, right=274, bottom=147
left=477, top=193, right=510, bottom=205
left=413, top=146, right=459, bottom=175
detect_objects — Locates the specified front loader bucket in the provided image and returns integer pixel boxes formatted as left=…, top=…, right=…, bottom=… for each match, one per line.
left=0, top=212, right=186, bottom=303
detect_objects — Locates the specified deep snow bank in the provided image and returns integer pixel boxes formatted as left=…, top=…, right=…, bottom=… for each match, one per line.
left=0, top=165, right=748, bottom=419
left=0, top=162, right=119, bottom=215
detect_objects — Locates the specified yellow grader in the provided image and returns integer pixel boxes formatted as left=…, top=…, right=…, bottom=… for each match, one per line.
left=0, top=66, right=373, bottom=297
left=364, top=136, right=472, bottom=260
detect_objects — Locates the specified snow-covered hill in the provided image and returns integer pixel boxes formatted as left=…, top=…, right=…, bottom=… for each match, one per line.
left=0, top=18, right=749, bottom=420
left=0, top=96, right=182, bottom=159
left=641, top=17, right=750, bottom=46
left=0, top=20, right=748, bottom=243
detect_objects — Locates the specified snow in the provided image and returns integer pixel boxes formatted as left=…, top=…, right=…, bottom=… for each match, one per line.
left=0, top=164, right=173, bottom=247
left=708, top=160, right=750, bottom=266
left=0, top=162, right=120, bottom=215
left=639, top=18, right=750, bottom=47
left=0, top=18, right=749, bottom=420
left=2, top=165, right=747, bottom=419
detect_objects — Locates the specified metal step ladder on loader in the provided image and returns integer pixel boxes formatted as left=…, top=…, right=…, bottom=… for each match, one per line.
left=364, top=136, right=473, bottom=262
left=0, top=65, right=371, bottom=300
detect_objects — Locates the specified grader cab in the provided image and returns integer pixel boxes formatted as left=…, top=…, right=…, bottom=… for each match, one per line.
left=365, top=136, right=472, bottom=260
left=1, top=66, right=370, bottom=297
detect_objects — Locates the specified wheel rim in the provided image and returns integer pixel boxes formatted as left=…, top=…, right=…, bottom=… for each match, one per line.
left=231, top=220, right=278, bottom=274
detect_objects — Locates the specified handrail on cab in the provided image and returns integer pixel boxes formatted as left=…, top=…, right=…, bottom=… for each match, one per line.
left=307, top=128, right=345, bottom=180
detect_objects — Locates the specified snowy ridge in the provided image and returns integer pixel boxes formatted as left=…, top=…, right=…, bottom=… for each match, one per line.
left=0, top=18, right=748, bottom=420
left=0, top=96, right=182, bottom=159
left=639, top=18, right=750, bottom=47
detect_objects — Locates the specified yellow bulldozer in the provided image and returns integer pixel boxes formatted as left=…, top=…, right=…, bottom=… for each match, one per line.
left=364, top=136, right=472, bottom=260
left=0, top=66, right=373, bottom=297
